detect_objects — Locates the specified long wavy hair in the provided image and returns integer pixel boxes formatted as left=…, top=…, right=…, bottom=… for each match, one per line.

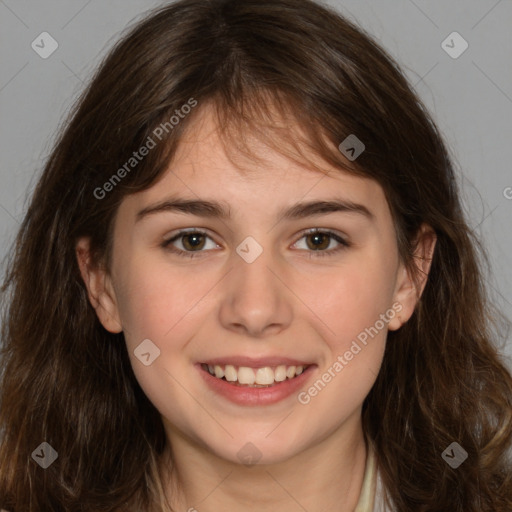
left=1, top=0, right=511, bottom=510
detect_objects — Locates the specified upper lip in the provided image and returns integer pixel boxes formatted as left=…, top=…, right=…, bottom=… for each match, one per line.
left=200, top=356, right=314, bottom=368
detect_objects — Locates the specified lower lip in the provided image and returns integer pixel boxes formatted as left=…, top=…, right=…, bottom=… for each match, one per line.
left=196, top=364, right=316, bottom=406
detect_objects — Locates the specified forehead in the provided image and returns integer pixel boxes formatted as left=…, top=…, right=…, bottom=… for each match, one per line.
left=118, top=103, right=390, bottom=226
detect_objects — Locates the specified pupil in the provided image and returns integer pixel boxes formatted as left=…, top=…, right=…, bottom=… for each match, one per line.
left=309, top=233, right=327, bottom=250
left=185, top=234, right=204, bottom=250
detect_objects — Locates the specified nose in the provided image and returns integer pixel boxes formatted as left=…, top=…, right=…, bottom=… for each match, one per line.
left=218, top=246, right=293, bottom=338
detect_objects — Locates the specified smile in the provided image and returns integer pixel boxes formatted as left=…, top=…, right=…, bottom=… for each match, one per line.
left=200, top=363, right=311, bottom=387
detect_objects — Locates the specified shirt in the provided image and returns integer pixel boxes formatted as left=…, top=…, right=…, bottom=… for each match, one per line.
left=354, top=443, right=390, bottom=512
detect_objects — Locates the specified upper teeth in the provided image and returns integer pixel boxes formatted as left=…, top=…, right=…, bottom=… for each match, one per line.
left=204, top=364, right=306, bottom=385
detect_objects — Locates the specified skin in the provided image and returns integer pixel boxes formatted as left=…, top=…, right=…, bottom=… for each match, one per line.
left=76, top=104, right=436, bottom=512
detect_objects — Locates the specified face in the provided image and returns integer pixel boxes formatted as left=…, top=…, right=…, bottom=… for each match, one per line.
left=77, top=104, right=434, bottom=467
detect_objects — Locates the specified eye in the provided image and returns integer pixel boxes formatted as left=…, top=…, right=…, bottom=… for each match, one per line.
left=161, top=228, right=350, bottom=259
left=293, top=229, right=350, bottom=258
left=161, top=229, right=217, bottom=259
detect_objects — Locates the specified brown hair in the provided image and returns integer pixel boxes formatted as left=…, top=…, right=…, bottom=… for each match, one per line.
left=1, top=0, right=511, bottom=510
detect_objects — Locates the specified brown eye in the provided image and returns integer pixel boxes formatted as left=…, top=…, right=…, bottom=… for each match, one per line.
left=161, top=229, right=216, bottom=259
left=294, top=229, right=350, bottom=258
left=305, top=232, right=331, bottom=251
left=180, top=233, right=206, bottom=251
left=161, top=228, right=350, bottom=260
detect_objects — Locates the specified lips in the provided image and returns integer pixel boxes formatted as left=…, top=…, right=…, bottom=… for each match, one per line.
left=196, top=353, right=317, bottom=406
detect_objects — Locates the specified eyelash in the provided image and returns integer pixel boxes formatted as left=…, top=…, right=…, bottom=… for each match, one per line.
left=160, top=229, right=350, bottom=259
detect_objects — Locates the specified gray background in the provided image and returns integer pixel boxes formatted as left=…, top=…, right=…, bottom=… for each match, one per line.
left=1, top=0, right=511, bottom=367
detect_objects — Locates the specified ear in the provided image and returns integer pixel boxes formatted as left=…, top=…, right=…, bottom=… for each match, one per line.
left=75, top=237, right=123, bottom=333
left=387, top=223, right=437, bottom=331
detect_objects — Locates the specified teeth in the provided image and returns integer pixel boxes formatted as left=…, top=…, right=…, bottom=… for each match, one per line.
left=203, top=363, right=308, bottom=386
left=238, top=367, right=256, bottom=385
left=286, top=366, right=296, bottom=379
left=274, top=365, right=287, bottom=382
left=224, top=365, right=237, bottom=382
left=255, top=367, right=275, bottom=385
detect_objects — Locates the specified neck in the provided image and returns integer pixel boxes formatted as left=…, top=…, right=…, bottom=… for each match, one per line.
left=158, top=412, right=369, bottom=512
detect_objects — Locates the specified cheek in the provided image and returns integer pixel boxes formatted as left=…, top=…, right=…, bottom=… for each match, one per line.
left=309, top=258, right=395, bottom=342
left=115, top=260, right=216, bottom=350
left=296, top=263, right=391, bottom=419
left=114, top=264, right=211, bottom=414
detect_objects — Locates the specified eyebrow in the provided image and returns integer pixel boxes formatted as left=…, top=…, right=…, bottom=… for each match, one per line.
left=135, top=196, right=374, bottom=223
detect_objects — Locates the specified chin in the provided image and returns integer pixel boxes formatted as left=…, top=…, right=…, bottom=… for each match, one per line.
left=208, top=433, right=307, bottom=467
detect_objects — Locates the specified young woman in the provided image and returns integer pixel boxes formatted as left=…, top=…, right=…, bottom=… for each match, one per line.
left=1, top=0, right=511, bottom=510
